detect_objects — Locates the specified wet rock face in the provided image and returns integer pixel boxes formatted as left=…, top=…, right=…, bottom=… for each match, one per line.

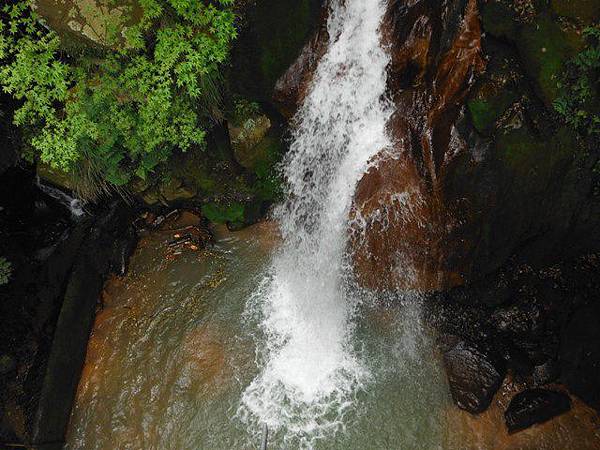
left=347, top=0, right=600, bottom=291
left=274, top=0, right=600, bottom=292
left=504, top=389, right=571, bottom=433
left=443, top=338, right=506, bottom=414
left=350, top=0, right=486, bottom=291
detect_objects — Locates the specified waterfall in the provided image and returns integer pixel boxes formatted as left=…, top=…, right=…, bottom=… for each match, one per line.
left=36, top=177, right=87, bottom=219
left=239, top=0, right=392, bottom=444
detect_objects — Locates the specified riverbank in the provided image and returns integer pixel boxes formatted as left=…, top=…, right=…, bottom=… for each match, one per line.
left=427, top=251, right=600, bottom=440
left=0, top=166, right=136, bottom=447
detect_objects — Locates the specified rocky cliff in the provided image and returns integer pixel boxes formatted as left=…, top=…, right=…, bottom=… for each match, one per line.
left=276, top=0, right=600, bottom=292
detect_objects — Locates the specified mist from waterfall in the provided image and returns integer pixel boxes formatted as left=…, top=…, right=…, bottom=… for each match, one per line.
left=239, top=0, right=393, bottom=444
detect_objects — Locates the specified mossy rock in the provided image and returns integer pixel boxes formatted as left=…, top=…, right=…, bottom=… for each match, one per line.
left=168, top=148, right=251, bottom=199
left=158, top=177, right=197, bottom=202
left=496, top=126, right=576, bottom=192
left=229, top=115, right=273, bottom=169
left=36, top=0, right=141, bottom=50
left=229, top=0, right=321, bottom=100
left=227, top=101, right=284, bottom=202
left=516, top=14, right=583, bottom=106
left=481, top=2, right=519, bottom=39
left=201, top=200, right=262, bottom=228
left=36, top=163, right=75, bottom=191
left=141, top=187, right=160, bottom=205
left=551, top=0, right=600, bottom=24
left=468, top=90, right=519, bottom=134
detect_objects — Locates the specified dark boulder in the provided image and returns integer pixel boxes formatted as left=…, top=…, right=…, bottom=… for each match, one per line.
left=443, top=339, right=506, bottom=414
left=229, top=0, right=322, bottom=102
left=503, top=344, right=535, bottom=382
left=559, top=302, right=600, bottom=411
left=504, top=389, right=571, bottom=433
left=31, top=200, right=137, bottom=445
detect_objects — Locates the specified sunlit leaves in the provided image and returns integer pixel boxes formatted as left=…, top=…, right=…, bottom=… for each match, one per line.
left=0, top=0, right=237, bottom=192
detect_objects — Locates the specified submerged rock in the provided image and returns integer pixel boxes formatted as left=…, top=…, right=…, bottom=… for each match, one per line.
left=443, top=339, right=506, bottom=414
left=504, top=389, right=571, bottom=433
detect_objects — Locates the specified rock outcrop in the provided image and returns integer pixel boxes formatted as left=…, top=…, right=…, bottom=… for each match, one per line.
left=276, top=0, right=600, bottom=291
left=350, top=0, right=600, bottom=291
left=442, top=338, right=506, bottom=414
left=504, top=389, right=571, bottom=433
left=427, top=252, right=600, bottom=414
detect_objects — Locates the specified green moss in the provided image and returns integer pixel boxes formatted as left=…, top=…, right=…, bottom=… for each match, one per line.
left=201, top=202, right=245, bottom=224
left=230, top=0, right=320, bottom=99
left=256, top=0, right=312, bottom=90
left=202, top=201, right=262, bottom=229
left=497, top=126, right=575, bottom=191
left=252, top=135, right=284, bottom=201
left=481, top=3, right=518, bottom=39
left=250, top=136, right=281, bottom=173
left=551, top=0, right=600, bottom=24
left=468, top=90, right=518, bottom=134
left=517, top=15, right=583, bottom=106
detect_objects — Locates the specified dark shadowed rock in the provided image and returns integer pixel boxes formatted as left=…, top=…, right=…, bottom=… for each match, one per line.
left=31, top=201, right=137, bottom=445
left=505, top=389, right=571, bottom=433
left=443, top=339, right=506, bottom=414
left=229, top=0, right=323, bottom=102
left=560, top=302, right=600, bottom=412
left=504, top=345, right=534, bottom=382
left=272, top=11, right=329, bottom=118
left=532, top=360, right=560, bottom=386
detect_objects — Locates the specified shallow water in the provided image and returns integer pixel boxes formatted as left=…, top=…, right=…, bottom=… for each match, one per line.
left=65, top=224, right=451, bottom=449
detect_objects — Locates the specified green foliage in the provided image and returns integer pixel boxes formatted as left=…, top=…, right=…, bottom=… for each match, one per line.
left=201, top=201, right=245, bottom=224
left=233, top=97, right=260, bottom=122
left=554, top=26, right=600, bottom=136
left=0, top=0, right=237, bottom=199
left=0, top=257, right=12, bottom=286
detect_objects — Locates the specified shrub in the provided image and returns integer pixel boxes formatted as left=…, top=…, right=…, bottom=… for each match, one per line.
left=554, top=26, right=600, bottom=136
left=0, top=0, right=237, bottom=199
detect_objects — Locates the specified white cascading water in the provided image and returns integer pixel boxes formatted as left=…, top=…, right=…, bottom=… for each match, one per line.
left=239, top=0, right=392, bottom=444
